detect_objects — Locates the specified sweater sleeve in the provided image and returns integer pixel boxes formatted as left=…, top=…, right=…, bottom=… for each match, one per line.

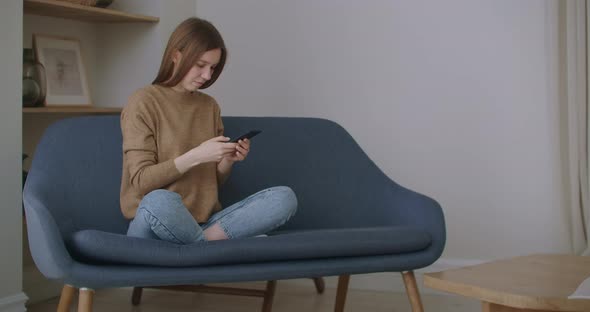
left=121, top=93, right=182, bottom=195
left=214, top=101, right=231, bottom=185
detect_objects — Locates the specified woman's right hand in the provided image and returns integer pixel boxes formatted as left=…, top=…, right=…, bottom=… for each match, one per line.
left=175, top=136, right=237, bottom=174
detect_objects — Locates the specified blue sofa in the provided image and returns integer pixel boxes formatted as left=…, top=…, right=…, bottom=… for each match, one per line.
left=23, top=115, right=445, bottom=312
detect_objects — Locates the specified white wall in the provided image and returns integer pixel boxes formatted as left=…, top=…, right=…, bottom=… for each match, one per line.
left=0, top=0, right=26, bottom=310
left=196, top=0, right=570, bottom=261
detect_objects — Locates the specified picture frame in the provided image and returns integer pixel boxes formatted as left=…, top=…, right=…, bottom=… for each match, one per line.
left=33, top=34, right=92, bottom=107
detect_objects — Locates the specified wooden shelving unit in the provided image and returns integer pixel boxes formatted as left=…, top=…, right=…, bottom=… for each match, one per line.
left=22, top=0, right=158, bottom=114
left=24, top=0, right=159, bottom=23
left=23, top=106, right=122, bottom=114
left=22, top=0, right=159, bottom=304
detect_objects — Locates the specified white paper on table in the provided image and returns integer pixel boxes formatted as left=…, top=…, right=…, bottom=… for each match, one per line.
left=569, top=276, right=590, bottom=299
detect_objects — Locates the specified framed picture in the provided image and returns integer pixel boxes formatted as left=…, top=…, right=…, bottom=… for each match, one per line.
left=33, top=34, right=92, bottom=107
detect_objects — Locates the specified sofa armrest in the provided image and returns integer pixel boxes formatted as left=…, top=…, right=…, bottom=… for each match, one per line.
left=384, top=181, right=446, bottom=260
left=23, top=193, right=73, bottom=281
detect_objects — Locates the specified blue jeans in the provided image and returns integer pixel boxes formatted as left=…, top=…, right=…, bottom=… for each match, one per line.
left=126, top=186, right=297, bottom=244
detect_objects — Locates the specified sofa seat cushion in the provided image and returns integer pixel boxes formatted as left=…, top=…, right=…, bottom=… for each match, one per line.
left=66, top=226, right=431, bottom=267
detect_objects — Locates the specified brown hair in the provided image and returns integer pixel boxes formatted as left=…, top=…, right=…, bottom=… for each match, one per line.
left=152, top=17, right=226, bottom=89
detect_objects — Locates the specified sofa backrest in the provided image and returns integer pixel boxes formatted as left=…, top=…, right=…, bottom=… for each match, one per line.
left=25, top=116, right=397, bottom=236
left=220, top=117, right=396, bottom=231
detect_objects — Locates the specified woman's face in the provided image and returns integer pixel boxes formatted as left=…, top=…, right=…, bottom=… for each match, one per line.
left=176, top=48, right=221, bottom=92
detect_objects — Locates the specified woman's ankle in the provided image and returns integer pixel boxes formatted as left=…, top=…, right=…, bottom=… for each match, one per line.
left=203, top=223, right=229, bottom=241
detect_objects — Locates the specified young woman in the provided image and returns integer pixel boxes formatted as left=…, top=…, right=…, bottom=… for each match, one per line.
left=120, top=17, right=297, bottom=243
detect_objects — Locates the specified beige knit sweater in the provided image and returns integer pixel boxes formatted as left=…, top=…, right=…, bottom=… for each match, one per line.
left=119, top=84, right=228, bottom=222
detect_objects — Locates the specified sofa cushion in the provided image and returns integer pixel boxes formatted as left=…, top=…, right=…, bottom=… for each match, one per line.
left=66, top=226, right=431, bottom=267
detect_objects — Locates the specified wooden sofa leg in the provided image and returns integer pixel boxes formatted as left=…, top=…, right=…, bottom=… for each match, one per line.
left=57, top=285, right=76, bottom=312
left=78, top=288, right=95, bottom=312
left=334, top=274, right=350, bottom=312
left=131, top=287, right=143, bottom=305
left=402, top=271, right=424, bottom=312
left=312, top=277, right=325, bottom=294
left=261, top=280, right=277, bottom=312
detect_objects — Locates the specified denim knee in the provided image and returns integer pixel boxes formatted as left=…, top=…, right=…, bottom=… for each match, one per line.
left=271, top=186, right=298, bottom=220
left=136, top=189, right=204, bottom=244
left=140, top=189, right=183, bottom=215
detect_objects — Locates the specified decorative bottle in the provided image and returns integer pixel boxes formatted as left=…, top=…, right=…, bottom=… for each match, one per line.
left=22, top=48, right=47, bottom=107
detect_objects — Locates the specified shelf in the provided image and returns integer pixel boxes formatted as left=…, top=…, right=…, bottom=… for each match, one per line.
left=24, top=0, right=159, bottom=23
left=23, top=106, right=122, bottom=114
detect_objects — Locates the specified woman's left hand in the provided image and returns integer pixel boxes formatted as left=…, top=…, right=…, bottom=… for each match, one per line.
left=225, top=139, right=250, bottom=162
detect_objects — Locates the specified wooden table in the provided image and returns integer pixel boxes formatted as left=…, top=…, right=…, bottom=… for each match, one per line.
left=423, top=254, right=590, bottom=312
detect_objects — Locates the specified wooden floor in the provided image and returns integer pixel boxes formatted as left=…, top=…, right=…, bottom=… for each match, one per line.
left=27, top=281, right=480, bottom=312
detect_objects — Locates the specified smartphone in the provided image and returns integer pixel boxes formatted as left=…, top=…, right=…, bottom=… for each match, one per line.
left=230, top=130, right=262, bottom=143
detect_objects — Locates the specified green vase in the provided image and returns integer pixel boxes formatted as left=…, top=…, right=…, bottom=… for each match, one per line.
left=95, top=0, right=114, bottom=8
left=22, top=48, right=46, bottom=107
